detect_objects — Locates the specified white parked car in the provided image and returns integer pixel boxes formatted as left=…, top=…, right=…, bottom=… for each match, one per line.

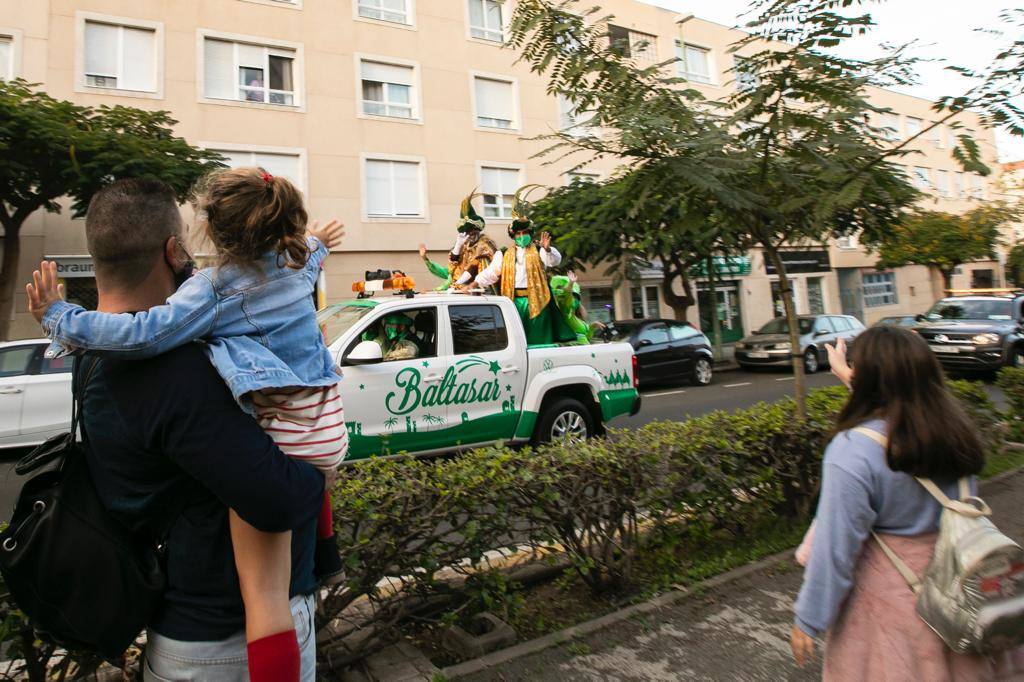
left=0, top=339, right=73, bottom=450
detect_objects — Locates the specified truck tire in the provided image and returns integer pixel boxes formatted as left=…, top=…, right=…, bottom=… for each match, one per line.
left=533, top=397, right=595, bottom=446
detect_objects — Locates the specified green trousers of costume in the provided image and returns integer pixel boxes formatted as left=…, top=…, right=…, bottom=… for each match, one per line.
left=515, top=296, right=577, bottom=346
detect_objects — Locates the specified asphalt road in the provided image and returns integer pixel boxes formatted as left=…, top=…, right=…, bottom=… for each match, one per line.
left=0, top=366, right=1005, bottom=521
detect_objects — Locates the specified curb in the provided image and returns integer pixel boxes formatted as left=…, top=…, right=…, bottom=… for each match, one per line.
left=441, top=466, right=1024, bottom=679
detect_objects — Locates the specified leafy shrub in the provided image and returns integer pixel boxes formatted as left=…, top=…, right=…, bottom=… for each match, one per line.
left=997, top=367, right=1024, bottom=442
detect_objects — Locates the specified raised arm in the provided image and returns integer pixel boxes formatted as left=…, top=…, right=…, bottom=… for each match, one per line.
left=42, top=273, right=219, bottom=359
left=540, top=245, right=562, bottom=268
left=472, top=249, right=504, bottom=288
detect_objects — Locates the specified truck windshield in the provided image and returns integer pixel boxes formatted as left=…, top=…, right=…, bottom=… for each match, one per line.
left=925, top=299, right=1013, bottom=321
left=316, top=304, right=375, bottom=345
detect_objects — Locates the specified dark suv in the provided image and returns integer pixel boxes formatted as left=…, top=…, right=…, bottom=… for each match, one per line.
left=913, top=294, right=1024, bottom=371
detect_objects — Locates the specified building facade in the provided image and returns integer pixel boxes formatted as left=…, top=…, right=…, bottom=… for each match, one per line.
left=0, top=0, right=1003, bottom=340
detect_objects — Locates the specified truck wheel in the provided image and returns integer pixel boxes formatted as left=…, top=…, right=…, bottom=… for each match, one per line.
left=533, top=397, right=595, bottom=446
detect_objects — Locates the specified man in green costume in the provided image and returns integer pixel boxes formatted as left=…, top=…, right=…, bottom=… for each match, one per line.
left=549, top=273, right=602, bottom=344
left=418, top=191, right=497, bottom=291
left=471, top=186, right=566, bottom=345
left=363, top=313, right=419, bottom=361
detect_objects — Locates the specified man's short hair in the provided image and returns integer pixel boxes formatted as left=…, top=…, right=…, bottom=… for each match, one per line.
left=86, top=178, right=183, bottom=288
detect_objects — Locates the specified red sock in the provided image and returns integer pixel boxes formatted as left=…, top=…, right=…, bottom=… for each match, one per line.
left=247, top=630, right=299, bottom=682
left=317, top=492, right=334, bottom=541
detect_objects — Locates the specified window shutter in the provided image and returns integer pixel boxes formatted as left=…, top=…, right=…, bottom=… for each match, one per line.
left=121, top=27, right=155, bottom=91
left=686, top=46, right=709, bottom=77
left=84, top=22, right=118, bottom=77
left=366, top=160, right=392, bottom=216
left=361, top=61, right=413, bottom=86
left=392, top=162, right=420, bottom=216
left=203, top=38, right=234, bottom=99
left=474, top=77, right=513, bottom=121
left=254, top=153, right=302, bottom=191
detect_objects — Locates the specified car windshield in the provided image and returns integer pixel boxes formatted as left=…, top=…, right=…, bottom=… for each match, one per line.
left=925, top=299, right=1013, bottom=321
left=609, top=321, right=640, bottom=338
left=316, top=304, right=376, bottom=346
left=756, top=317, right=814, bottom=335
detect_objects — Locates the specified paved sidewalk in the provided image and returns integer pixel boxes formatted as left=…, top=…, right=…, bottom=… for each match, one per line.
left=456, top=469, right=1024, bottom=682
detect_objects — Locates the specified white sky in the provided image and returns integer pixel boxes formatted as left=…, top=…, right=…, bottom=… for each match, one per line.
left=641, top=0, right=1024, bottom=163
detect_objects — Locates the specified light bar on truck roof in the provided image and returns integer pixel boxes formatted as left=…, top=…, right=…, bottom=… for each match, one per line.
left=352, top=275, right=416, bottom=295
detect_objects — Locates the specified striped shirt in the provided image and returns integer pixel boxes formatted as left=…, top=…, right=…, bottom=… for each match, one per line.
left=251, top=385, right=348, bottom=471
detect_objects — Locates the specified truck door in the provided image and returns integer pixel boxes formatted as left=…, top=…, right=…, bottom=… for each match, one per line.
left=444, top=302, right=527, bottom=445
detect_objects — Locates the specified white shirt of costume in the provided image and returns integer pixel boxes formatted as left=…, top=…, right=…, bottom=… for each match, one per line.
left=474, top=245, right=562, bottom=288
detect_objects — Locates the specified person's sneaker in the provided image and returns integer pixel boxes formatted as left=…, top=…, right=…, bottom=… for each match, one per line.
left=314, top=537, right=345, bottom=586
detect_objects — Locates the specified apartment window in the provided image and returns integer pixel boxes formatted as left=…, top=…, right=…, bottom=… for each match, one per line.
left=971, top=174, right=986, bottom=200
left=365, top=158, right=423, bottom=218
left=360, top=60, right=415, bottom=119
left=930, top=123, right=945, bottom=149
left=358, top=0, right=411, bottom=25
left=581, top=287, right=615, bottom=324
left=83, top=20, right=157, bottom=92
left=675, top=40, right=711, bottom=83
left=480, top=166, right=519, bottom=218
left=468, top=0, right=503, bottom=42
left=953, top=171, right=965, bottom=198
left=863, top=272, right=897, bottom=308
left=210, top=148, right=304, bottom=191
left=474, top=76, right=516, bottom=130
left=934, top=169, right=950, bottom=197
left=836, top=233, right=859, bottom=250
left=558, top=94, right=592, bottom=136
left=203, top=37, right=297, bottom=106
left=912, top=166, right=931, bottom=190
left=905, top=116, right=922, bottom=138
left=733, top=56, right=758, bottom=90
left=880, top=113, right=900, bottom=140
left=631, top=285, right=660, bottom=319
left=628, top=30, right=657, bottom=62
left=0, top=36, right=13, bottom=80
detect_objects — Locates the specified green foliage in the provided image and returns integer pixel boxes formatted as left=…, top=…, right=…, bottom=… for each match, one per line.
left=1006, top=243, right=1024, bottom=288
left=997, top=366, right=1024, bottom=442
left=868, top=205, right=1018, bottom=285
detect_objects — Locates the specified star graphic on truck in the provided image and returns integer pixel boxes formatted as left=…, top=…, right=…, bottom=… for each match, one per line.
left=488, top=361, right=501, bottom=375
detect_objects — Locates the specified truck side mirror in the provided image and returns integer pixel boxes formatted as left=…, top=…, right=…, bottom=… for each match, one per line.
left=344, top=340, right=384, bottom=366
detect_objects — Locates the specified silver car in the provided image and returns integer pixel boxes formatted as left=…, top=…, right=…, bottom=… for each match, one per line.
left=734, top=314, right=865, bottom=373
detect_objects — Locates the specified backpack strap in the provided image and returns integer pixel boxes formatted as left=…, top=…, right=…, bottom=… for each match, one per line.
left=870, top=531, right=923, bottom=594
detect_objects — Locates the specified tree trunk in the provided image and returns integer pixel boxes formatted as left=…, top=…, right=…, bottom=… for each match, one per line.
left=661, top=257, right=695, bottom=322
left=940, top=268, right=954, bottom=292
left=706, top=255, right=723, bottom=361
left=0, top=220, right=22, bottom=341
left=764, top=246, right=807, bottom=419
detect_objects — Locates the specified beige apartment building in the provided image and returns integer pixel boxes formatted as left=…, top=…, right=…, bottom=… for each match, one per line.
left=0, top=0, right=1002, bottom=341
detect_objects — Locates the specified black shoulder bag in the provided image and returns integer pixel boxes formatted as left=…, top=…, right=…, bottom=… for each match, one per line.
left=0, top=357, right=170, bottom=660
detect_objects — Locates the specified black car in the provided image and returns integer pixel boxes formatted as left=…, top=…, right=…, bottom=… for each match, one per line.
left=608, top=319, right=714, bottom=387
left=913, top=294, right=1024, bottom=371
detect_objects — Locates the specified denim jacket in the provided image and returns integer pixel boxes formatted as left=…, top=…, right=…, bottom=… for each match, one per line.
left=43, top=237, right=338, bottom=413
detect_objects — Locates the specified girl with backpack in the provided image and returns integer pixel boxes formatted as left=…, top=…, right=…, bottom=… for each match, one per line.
left=28, top=168, right=346, bottom=682
left=791, top=326, right=1023, bottom=680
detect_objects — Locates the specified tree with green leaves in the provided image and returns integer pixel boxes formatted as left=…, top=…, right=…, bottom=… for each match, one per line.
left=1007, top=242, right=1024, bottom=288
left=510, top=0, right=918, bottom=417
left=869, top=204, right=1019, bottom=290
left=0, top=79, right=224, bottom=340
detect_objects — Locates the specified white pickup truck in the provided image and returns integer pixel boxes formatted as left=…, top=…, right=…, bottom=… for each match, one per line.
left=317, top=292, right=641, bottom=460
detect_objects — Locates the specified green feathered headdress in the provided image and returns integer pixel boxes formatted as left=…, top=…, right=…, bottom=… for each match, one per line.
left=508, top=184, right=545, bottom=237
left=457, top=190, right=486, bottom=233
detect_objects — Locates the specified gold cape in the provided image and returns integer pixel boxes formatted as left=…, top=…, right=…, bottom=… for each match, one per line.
left=500, top=244, right=551, bottom=319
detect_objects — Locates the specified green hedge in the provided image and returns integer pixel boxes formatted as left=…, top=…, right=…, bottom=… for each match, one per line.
left=998, top=367, right=1024, bottom=442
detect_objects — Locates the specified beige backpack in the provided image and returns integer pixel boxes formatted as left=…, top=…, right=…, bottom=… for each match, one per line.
left=855, top=427, right=1024, bottom=654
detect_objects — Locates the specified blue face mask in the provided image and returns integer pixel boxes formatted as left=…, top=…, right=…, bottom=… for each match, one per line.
left=514, top=234, right=532, bottom=248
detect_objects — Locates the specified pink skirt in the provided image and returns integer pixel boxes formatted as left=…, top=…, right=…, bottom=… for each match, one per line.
left=824, top=532, right=1024, bottom=682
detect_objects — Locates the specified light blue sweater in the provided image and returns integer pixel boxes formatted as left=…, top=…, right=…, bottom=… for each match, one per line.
left=793, top=418, right=976, bottom=637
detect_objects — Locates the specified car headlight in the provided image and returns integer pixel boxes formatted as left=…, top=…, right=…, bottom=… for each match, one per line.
left=971, top=333, right=1000, bottom=345
left=735, top=342, right=746, bottom=350
left=774, top=342, right=791, bottom=351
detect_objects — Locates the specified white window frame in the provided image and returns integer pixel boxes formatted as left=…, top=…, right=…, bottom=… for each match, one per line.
left=732, top=54, right=758, bottom=91
left=466, top=0, right=506, bottom=44
left=476, top=162, right=524, bottom=222
left=675, top=40, right=714, bottom=84
left=360, top=152, right=430, bottom=223
left=354, top=0, right=416, bottom=29
left=835, top=232, right=860, bottom=250
left=197, top=29, right=305, bottom=111
left=75, top=12, right=164, bottom=99
left=238, top=0, right=303, bottom=9
left=355, top=54, right=422, bottom=123
left=0, top=28, right=24, bottom=81
left=470, top=71, right=521, bottom=133
left=199, top=142, right=308, bottom=193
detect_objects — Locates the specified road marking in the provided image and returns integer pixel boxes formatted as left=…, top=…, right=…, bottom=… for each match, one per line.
left=775, top=377, right=795, bottom=382
left=644, top=389, right=687, bottom=398
left=724, top=382, right=752, bottom=388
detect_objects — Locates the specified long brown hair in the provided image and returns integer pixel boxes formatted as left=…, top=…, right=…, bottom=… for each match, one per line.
left=194, top=167, right=309, bottom=269
left=835, top=325, right=984, bottom=478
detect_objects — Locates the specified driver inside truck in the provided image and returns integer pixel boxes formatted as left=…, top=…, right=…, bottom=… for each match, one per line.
left=364, top=312, right=420, bottom=362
